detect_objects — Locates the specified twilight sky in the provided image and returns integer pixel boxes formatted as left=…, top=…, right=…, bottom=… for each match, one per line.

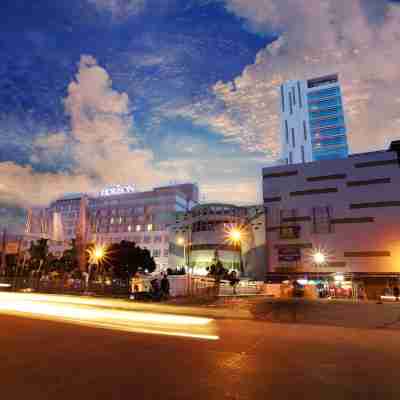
left=1, top=0, right=400, bottom=226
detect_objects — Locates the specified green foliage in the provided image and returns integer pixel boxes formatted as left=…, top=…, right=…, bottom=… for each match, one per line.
left=28, top=238, right=49, bottom=270
left=108, top=240, right=156, bottom=278
left=59, top=239, right=79, bottom=272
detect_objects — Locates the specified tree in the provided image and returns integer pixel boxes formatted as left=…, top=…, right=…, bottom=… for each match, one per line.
left=28, top=238, right=49, bottom=273
left=59, top=239, right=80, bottom=272
left=207, top=250, right=227, bottom=297
left=109, top=241, right=156, bottom=279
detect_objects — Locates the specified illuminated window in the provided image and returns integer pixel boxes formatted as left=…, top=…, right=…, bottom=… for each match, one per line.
left=119, top=217, right=122, bottom=224
left=136, top=225, right=141, bottom=232
left=110, top=217, right=114, bottom=224
left=128, top=225, right=132, bottom=232
left=147, top=224, right=153, bottom=231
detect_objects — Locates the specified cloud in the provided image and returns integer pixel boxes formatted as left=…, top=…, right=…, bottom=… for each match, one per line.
left=0, top=162, right=93, bottom=206
left=30, top=132, right=70, bottom=165
left=0, top=55, right=167, bottom=207
left=87, top=0, right=146, bottom=17
left=179, top=0, right=400, bottom=156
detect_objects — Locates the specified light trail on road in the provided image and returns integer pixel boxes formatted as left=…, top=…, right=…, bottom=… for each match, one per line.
left=0, top=292, right=219, bottom=340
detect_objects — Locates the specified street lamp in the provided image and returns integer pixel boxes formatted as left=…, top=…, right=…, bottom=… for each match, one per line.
left=313, top=251, right=326, bottom=265
left=312, top=250, right=327, bottom=297
left=87, top=244, right=107, bottom=286
left=225, top=226, right=246, bottom=273
left=177, top=237, right=187, bottom=270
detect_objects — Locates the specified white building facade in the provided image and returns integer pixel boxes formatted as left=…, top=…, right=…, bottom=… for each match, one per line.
left=263, top=141, right=400, bottom=296
left=280, top=74, right=349, bottom=165
left=25, top=184, right=199, bottom=272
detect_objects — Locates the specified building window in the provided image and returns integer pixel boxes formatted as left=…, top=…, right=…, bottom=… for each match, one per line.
left=281, top=85, right=285, bottom=112
left=163, top=248, right=169, bottom=257
left=285, top=120, right=289, bottom=144
left=303, top=121, right=307, bottom=140
left=110, top=217, right=114, bottom=224
left=152, top=249, right=161, bottom=258
left=289, top=152, right=293, bottom=164
left=301, top=145, right=305, bottom=163
left=279, top=209, right=300, bottom=239
left=119, top=217, right=122, bottom=224
left=312, top=206, right=333, bottom=234
left=144, top=236, right=151, bottom=244
left=292, top=86, right=296, bottom=105
left=128, top=225, right=132, bottom=232
left=154, top=235, right=162, bottom=243
left=289, top=92, right=293, bottom=114
left=136, top=225, right=141, bottom=232
left=291, top=128, right=295, bottom=147
left=147, top=224, right=153, bottom=232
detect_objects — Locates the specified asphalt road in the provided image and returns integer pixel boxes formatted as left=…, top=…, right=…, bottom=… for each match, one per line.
left=1, top=310, right=400, bottom=399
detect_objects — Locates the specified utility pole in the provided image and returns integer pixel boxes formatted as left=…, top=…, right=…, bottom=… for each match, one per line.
left=1, top=228, right=7, bottom=276
left=76, top=196, right=88, bottom=272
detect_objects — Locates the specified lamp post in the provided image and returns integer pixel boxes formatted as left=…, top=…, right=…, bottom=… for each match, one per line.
left=87, top=244, right=106, bottom=287
left=226, top=227, right=244, bottom=274
left=313, top=251, right=326, bottom=297
left=177, top=236, right=187, bottom=271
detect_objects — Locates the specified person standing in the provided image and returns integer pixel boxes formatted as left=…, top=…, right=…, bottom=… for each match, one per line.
left=161, top=273, right=170, bottom=300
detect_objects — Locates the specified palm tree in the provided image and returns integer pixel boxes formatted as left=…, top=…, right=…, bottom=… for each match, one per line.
left=28, top=238, right=49, bottom=275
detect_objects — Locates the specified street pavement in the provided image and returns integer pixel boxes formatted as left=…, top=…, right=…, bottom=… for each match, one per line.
left=0, top=295, right=400, bottom=399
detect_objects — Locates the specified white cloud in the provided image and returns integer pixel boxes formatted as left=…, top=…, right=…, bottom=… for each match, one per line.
left=0, top=55, right=167, bottom=207
left=177, top=0, right=400, bottom=156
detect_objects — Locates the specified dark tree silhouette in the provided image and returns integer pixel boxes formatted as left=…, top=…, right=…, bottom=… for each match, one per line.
left=108, top=240, right=156, bottom=279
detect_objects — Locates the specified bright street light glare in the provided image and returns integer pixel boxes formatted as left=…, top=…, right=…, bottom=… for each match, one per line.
left=313, top=251, right=326, bottom=265
left=88, top=244, right=107, bottom=264
left=177, top=237, right=185, bottom=246
left=230, top=229, right=242, bottom=242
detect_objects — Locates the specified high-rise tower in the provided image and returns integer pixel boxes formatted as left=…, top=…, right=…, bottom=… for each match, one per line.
left=280, top=74, right=349, bottom=164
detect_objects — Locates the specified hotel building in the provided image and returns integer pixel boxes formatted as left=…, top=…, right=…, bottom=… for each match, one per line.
left=25, top=183, right=199, bottom=271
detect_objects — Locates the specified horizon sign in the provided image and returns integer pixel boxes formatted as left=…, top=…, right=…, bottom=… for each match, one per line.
left=99, top=184, right=136, bottom=197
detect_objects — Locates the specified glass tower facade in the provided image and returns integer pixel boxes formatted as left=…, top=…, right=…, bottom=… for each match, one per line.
left=280, top=74, right=349, bottom=165
left=307, top=82, right=348, bottom=161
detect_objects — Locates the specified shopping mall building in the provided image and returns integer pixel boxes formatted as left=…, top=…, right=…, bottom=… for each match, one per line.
left=262, top=141, right=400, bottom=298
left=25, top=183, right=199, bottom=271
left=168, top=203, right=266, bottom=280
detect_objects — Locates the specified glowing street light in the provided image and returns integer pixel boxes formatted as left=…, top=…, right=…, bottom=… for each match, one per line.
left=313, top=251, right=326, bottom=265
left=177, top=237, right=185, bottom=246
left=225, top=226, right=245, bottom=246
left=224, top=225, right=246, bottom=274
left=230, top=229, right=242, bottom=244
left=88, top=244, right=106, bottom=265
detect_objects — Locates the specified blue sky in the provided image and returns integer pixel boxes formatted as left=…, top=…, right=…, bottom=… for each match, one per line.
left=1, top=0, right=400, bottom=228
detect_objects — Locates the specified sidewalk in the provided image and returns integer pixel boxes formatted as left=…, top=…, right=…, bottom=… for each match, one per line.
left=249, top=297, right=400, bottom=329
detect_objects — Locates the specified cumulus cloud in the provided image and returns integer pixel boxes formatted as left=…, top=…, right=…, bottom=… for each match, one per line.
left=0, top=55, right=167, bottom=207
left=179, top=0, right=400, bottom=156
left=30, top=132, right=70, bottom=165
